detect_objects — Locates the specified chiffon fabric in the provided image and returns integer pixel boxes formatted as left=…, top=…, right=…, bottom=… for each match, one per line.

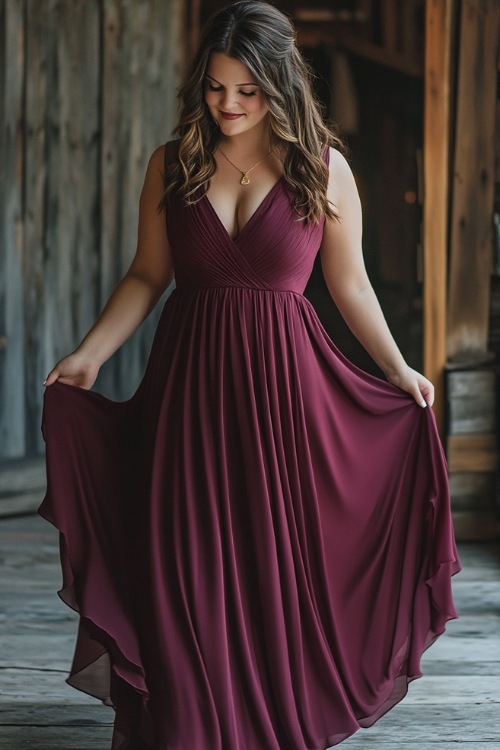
left=40, top=141, right=460, bottom=750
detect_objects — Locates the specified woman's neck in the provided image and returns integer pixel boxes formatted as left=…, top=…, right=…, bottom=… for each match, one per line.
left=217, top=123, right=273, bottom=158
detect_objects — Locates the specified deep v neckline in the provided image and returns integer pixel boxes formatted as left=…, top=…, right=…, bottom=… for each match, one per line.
left=204, top=176, right=285, bottom=243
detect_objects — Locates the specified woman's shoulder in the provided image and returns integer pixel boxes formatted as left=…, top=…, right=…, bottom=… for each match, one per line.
left=325, top=146, right=360, bottom=209
left=150, top=140, right=180, bottom=168
left=326, top=146, right=356, bottom=189
left=327, top=145, right=350, bottom=173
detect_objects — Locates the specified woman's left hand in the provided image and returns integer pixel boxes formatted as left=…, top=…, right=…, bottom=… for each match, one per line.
left=386, top=365, right=435, bottom=408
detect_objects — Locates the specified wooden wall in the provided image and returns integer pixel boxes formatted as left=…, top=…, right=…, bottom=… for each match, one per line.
left=0, top=0, right=182, bottom=460
left=447, top=0, right=500, bottom=364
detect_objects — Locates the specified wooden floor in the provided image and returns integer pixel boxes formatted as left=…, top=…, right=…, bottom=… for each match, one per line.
left=0, top=515, right=499, bottom=749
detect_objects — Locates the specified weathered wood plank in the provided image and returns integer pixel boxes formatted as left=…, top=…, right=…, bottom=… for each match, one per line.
left=0, top=491, right=44, bottom=518
left=1, top=0, right=182, bottom=461
left=97, top=0, right=182, bottom=400
left=422, top=660, right=500, bottom=675
left=0, top=729, right=112, bottom=750
left=447, top=370, right=496, bottom=434
left=22, top=1, right=51, bottom=457
left=335, top=17, right=424, bottom=77
left=1, top=703, right=498, bottom=744
left=40, top=0, right=101, bottom=455
left=0, top=702, right=111, bottom=725
left=447, top=0, right=500, bottom=361
left=0, top=458, right=44, bottom=494
left=403, top=675, right=500, bottom=704
left=441, top=613, right=500, bottom=638
left=449, top=580, right=500, bottom=614
left=449, top=473, right=496, bottom=511
left=447, top=433, right=498, bottom=472
left=0, top=457, right=45, bottom=517
left=381, top=0, right=400, bottom=51
left=451, top=543, right=500, bottom=579
left=423, top=0, right=455, bottom=433
left=421, top=635, right=500, bottom=662
left=0, top=635, right=79, bottom=670
left=401, top=0, right=424, bottom=64
left=0, top=670, right=101, bottom=704
left=452, top=511, right=500, bottom=542
left=0, top=0, right=26, bottom=458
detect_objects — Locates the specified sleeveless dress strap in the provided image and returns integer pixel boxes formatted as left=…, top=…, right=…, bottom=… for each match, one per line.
left=163, top=139, right=180, bottom=184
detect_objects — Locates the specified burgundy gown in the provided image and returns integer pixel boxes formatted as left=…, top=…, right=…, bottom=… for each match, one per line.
left=40, top=142, right=461, bottom=750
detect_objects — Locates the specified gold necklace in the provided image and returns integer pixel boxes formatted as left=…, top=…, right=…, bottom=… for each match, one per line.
left=217, top=146, right=274, bottom=185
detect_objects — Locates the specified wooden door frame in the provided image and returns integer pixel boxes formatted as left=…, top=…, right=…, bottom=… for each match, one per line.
left=423, top=0, right=454, bottom=435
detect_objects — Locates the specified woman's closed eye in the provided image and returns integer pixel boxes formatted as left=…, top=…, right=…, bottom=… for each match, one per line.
left=205, top=82, right=258, bottom=97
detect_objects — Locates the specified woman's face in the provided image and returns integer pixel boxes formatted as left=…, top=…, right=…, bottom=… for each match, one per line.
left=204, top=53, right=270, bottom=138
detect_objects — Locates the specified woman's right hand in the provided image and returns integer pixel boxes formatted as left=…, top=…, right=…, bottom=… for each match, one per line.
left=43, top=351, right=101, bottom=390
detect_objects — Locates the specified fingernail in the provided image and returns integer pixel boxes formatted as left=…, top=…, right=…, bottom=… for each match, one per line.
left=42, top=379, right=47, bottom=386
left=420, top=399, right=427, bottom=408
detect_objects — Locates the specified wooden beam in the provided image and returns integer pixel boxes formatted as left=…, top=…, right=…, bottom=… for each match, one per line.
left=336, top=29, right=423, bottom=77
left=381, top=0, right=400, bottom=52
left=423, top=0, right=454, bottom=434
left=447, top=0, right=500, bottom=362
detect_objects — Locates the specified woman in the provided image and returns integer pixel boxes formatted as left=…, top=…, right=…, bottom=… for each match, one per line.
left=40, top=2, right=460, bottom=748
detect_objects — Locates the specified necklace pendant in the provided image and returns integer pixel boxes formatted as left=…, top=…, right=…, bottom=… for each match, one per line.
left=240, top=174, right=250, bottom=186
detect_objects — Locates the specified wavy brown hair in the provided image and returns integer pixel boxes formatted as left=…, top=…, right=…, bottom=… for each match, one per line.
left=162, top=0, right=345, bottom=223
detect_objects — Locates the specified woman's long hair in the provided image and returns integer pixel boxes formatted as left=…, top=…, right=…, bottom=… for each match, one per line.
left=162, top=0, right=345, bottom=223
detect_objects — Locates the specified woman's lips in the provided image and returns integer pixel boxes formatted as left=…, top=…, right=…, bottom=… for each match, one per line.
left=220, top=112, right=244, bottom=120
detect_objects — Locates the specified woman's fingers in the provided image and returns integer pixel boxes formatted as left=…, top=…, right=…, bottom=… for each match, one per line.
left=391, top=367, right=435, bottom=409
left=43, top=354, right=100, bottom=391
left=413, top=377, right=434, bottom=408
left=43, top=369, right=60, bottom=387
left=411, top=385, right=428, bottom=408
left=419, top=379, right=434, bottom=408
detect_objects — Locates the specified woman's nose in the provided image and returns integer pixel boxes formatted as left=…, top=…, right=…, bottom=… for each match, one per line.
left=220, top=89, right=237, bottom=109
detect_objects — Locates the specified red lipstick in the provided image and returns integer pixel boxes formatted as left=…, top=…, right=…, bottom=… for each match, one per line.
left=220, top=112, right=243, bottom=120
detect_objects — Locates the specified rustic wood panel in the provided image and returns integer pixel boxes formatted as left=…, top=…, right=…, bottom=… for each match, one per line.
left=336, top=29, right=424, bottom=77
left=401, top=0, right=425, bottom=63
left=447, top=0, right=500, bottom=362
left=0, top=0, right=182, bottom=465
left=496, top=65, right=500, bottom=183
left=381, top=0, right=399, bottom=51
left=447, top=433, right=498, bottom=473
left=0, top=0, right=26, bottom=458
left=452, top=510, right=500, bottom=541
left=22, top=2, right=50, bottom=458
left=423, top=0, right=454, bottom=434
left=24, top=0, right=101, bottom=456
left=447, top=370, right=496, bottom=434
left=97, top=0, right=181, bottom=399
left=449, top=472, right=497, bottom=510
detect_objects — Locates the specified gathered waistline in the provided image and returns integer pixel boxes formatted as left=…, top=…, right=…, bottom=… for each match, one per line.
left=173, top=285, right=306, bottom=298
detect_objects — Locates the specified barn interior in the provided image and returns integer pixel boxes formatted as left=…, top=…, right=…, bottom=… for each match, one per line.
left=0, top=1, right=499, bottom=747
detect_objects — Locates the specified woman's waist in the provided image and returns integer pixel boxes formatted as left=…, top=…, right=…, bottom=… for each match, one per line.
left=173, top=283, right=306, bottom=298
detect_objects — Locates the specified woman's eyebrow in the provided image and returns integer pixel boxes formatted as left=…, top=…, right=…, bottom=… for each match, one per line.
left=205, top=74, right=258, bottom=86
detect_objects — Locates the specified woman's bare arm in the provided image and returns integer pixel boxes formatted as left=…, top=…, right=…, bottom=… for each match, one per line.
left=44, top=145, right=174, bottom=389
left=319, top=148, right=433, bottom=407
